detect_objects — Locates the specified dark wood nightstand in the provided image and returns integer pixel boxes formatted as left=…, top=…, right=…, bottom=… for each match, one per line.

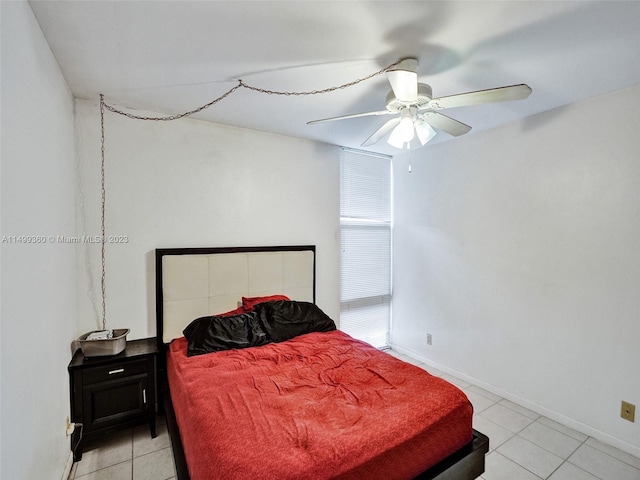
left=68, top=337, right=158, bottom=461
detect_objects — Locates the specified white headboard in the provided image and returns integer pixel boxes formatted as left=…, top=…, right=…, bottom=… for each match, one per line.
left=155, top=246, right=316, bottom=344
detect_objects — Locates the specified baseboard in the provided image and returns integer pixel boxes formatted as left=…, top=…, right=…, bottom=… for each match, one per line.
left=61, top=451, right=74, bottom=480
left=390, top=343, right=640, bottom=459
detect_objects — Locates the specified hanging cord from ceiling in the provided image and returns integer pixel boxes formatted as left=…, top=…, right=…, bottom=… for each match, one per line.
left=102, top=82, right=244, bottom=121
left=99, top=95, right=107, bottom=330
left=101, top=59, right=403, bottom=119
left=96, top=60, right=401, bottom=328
left=238, top=59, right=403, bottom=96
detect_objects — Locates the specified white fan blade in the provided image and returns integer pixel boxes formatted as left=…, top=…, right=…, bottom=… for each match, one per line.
left=421, top=112, right=471, bottom=137
left=386, top=58, right=418, bottom=103
left=361, top=117, right=401, bottom=147
left=307, top=110, right=391, bottom=125
left=427, top=84, right=532, bottom=110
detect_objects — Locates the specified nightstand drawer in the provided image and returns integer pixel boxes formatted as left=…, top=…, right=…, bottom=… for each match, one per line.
left=82, top=373, right=149, bottom=430
left=82, top=358, right=148, bottom=385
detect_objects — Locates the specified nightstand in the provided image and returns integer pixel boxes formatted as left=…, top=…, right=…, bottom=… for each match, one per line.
left=68, top=337, right=158, bottom=461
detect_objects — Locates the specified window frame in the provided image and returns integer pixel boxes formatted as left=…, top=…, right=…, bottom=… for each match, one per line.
left=339, top=147, right=392, bottom=348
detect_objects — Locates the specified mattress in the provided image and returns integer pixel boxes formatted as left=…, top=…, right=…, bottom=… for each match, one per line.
left=167, top=330, right=473, bottom=480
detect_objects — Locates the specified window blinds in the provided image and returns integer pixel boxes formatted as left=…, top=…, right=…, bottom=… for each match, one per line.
left=340, top=148, right=391, bottom=348
left=340, top=149, right=391, bottom=222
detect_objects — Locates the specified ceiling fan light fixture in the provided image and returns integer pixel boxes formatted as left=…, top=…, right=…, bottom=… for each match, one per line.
left=415, top=120, right=437, bottom=146
left=387, top=115, right=415, bottom=148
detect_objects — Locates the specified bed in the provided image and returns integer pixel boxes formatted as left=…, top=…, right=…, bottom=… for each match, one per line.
left=155, top=246, right=488, bottom=480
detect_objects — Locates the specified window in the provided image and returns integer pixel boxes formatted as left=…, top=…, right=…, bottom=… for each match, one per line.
left=339, top=148, right=391, bottom=348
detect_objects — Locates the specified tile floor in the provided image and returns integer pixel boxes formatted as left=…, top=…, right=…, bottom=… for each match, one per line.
left=388, top=350, right=640, bottom=480
left=68, top=352, right=640, bottom=480
left=67, top=417, right=176, bottom=480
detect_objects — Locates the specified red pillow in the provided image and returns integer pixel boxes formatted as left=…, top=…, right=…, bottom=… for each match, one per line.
left=242, top=295, right=290, bottom=311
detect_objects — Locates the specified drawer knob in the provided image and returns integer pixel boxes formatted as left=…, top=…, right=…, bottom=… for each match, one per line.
left=108, top=368, right=125, bottom=375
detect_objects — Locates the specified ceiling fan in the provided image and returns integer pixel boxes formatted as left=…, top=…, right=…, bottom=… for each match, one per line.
left=307, top=58, right=532, bottom=149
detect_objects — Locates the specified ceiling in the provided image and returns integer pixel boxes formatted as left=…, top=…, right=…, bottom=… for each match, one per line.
left=29, top=0, right=640, bottom=156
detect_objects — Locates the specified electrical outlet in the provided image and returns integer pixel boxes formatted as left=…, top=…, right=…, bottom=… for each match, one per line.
left=65, top=416, right=76, bottom=436
left=621, top=401, right=635, bottom=422
left=426, top=333, right=432, bottom=346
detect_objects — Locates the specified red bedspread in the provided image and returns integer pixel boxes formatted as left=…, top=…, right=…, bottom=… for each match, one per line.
left=167, top=330, right=473, bottom=480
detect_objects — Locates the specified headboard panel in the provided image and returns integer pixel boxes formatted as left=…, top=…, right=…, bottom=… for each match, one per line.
left=155, top=246, right=316, bottom=346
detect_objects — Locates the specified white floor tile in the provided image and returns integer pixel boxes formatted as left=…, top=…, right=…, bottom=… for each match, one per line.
left=497, top=435, right=564, bottom=478
left=482, top=451, right=542, bottom=480
left=132, top=447, right=176, bottom=480
left=464, top=388, right=498, bottom=413
left=441, top=373, right=472, bottom=388
left=468, top=385, right=504, bottom=403
left=133, top=422, right=171, bottom=458
left=473, top=415, right=516, bottom=451
left=549, top=462, right=600, bottom=480
left=74, top=431, right=133, bottom=477
left=400, top=355, right=424, bottom=367
left=537, top=417, right=589, bottom=442
left=74, top=461, right=132, bottom=480
left=569, top=444, right=640, bottom=480
left=480, top=403, right=536, bottom=433
left=418, top=364, right=446, bottom=377
left=519, top=420, right=583, bottom=459
left=585, top=437, right=640, bottom=470
left=499, top=399, right=540, bottom=420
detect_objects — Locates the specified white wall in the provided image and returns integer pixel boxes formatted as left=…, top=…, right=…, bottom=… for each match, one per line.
left=392, top=84, right=640, bottom=456
left=1, top=2, right=77, bottom=478
left=74, top=99, right=340, bottom=339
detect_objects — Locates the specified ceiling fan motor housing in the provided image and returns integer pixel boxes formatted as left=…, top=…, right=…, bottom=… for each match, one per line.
left=386, top=83, right=433, bottom=112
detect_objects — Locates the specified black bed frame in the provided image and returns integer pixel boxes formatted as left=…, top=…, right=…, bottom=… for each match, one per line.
left=155, top=246, right=489, bottom=480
